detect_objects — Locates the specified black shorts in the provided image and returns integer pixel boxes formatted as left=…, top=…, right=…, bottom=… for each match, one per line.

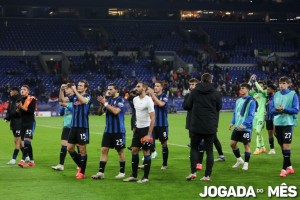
left=61, top=127, right=71, bottom=140
left=231, top=130, right=251, bottom=145
left=275, top=126, right=293, bottom=145
left=68, top=127, right=89, bottom=145
left=153, top=126, right=168, bottom=143
left=131, top=127, right=149, bottom=148
left=101, top=133, right=126, bottom=151
left=21, top=123, right=36, bottom=140
left=12, top=129, right=21, bottom=137
left=266, top=120, right=274, bottom=131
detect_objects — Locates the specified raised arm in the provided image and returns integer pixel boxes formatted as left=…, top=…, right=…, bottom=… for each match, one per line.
left=59, top=84, right=67, bottom=102
left=71, top=85, right=88, bottom=104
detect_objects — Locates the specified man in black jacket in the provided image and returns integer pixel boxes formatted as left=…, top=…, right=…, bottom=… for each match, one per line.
left=4, top=87, right=24, bottom=165
left=184, top=73, right=222, bottom=181
left=183, top=78, right=204, bottom=180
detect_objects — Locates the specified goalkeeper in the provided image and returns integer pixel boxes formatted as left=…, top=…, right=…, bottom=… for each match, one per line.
left=248, top=75, right=267, bottom=155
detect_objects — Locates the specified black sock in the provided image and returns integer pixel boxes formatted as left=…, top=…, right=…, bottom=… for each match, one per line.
left=69, top=151, right=81, bottom=167
left=28, top=144, right=33, bottom=160
left=22, top=146, right=27, bottom=160
left=59, top=145, right=67, bottom=165
left=143, top=155, right=151, bottom=179
left=162, top=146, right=168, bottom=166
left=283, top=150, right=291, bottom=170
left=99, top=161, right=107, bottom=173
left=80, top=155, right=87, bottom=174
left=233, top=149, right=241, bottom=158
left=245, top=152, right=251, bottom=162
left=13, top=149, right=19, bottom=160
left=24, top=141, right=33, bottom=160
left=120, top=161, right=125, bottom=173
left=132, top=154, right=139, bottom=178
left=269, top=137, right=274, bottom=149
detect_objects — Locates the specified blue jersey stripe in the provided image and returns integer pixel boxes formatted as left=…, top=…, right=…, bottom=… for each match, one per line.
left=266, top=95, right=274, bottom=121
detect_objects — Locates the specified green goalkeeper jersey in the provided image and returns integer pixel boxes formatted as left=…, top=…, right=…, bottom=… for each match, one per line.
left=249, top=82, right=267, bottom=118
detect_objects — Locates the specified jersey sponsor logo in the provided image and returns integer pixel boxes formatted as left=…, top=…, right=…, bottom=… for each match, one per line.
left=118, top=102, right=124, bottom=108
left=74, top=101, right=83, bottom=105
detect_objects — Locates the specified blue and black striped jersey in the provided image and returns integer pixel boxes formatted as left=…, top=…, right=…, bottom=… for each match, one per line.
left=69, top=93, right=90, bottom=129
left=104, top=96, right=126, bottom=134
left=154, top=93, right=168, bottom=127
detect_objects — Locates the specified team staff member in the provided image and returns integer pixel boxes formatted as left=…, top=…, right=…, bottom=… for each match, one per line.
left=185, top=73, right=222, bottom=181
left=4, top=87, right=23, bottom=165
left=91, top=83, right=126, bottom=180
left=52, top=84, right=74, bottom=171
left=59, top=80, right=91, bottom=179
left=17, top=85, right=37, bottom=168
left=123, top=82, right=155, bottom=183
left=183, top=78, right=202, bottom=180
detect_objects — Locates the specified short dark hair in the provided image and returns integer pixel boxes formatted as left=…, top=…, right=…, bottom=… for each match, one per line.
left=258, top=81, right=264, bottom=85
left=10, top=87, right=20, bottom=92
left=201, top=73, right=213, bottom=83
left=240, top=83, right=251, bottom=90
left=267, top=84, right=277, bottom=91
left=279, top=76, right=291, bottom=84
left=79, top=80, right=89, bottom=88
left=189, top=78, right=199, bottom=83
left=108, top=83, right=118, bottom=91
left=137, top=81, right=148, bottom=89
left=155, top=81, right=164, bottom=87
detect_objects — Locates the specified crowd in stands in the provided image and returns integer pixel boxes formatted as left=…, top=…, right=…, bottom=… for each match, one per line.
left=0, top=52, right=299, bottom=111
left=1, top=20, right=299, bottom=111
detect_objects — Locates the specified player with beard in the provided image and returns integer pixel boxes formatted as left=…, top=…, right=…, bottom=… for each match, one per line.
left=91, top=83, right=126, bottom=180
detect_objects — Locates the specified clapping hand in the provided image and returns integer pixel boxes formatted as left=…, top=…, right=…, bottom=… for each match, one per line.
left=97, top=95, right=106, bottom=105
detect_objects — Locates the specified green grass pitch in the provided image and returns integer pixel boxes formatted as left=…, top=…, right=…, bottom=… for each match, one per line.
left=0, top=113, right=299, bottom=200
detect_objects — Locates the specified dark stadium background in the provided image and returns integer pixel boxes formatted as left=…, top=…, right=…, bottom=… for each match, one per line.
left=0, top=0, right=299, bottom=115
